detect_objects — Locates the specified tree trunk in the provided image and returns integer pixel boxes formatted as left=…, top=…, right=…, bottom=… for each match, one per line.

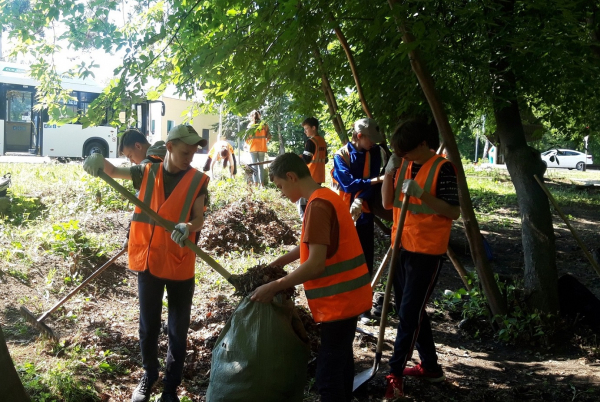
left=388, top=0, right=507, bottom=319
left=0, top=326, right=31, bottom=401
left=329, top=13, right=372, bottom=118
left=278, top=123, right=285, bottom=155
left=482, top=139, right=490, bottom=160
left=488, top=0, right=558, bottom=312
left=313, top=47, right=347, bottom=144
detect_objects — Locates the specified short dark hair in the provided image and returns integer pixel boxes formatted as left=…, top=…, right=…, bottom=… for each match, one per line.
left=119, top=129, right=149, bottom=155
left=269, top=153, right=311, bottom=181
left=390, top=119, right=438, bottom=155
left=219, top=148, right=229, bottom=158
left=302, top=117, right=319, bottom=131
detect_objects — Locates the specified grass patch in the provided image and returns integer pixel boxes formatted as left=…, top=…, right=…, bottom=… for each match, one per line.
left=18, top=361, right=100, bottom=402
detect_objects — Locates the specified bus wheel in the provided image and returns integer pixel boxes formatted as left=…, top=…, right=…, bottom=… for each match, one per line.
left=84, top=141, right=107, bottom=157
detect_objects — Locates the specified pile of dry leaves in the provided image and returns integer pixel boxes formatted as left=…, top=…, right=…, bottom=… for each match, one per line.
left=199, top=200, right=297, bottom=254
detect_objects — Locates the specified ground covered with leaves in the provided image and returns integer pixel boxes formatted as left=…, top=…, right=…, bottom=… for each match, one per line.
left=1, top=163, right=599, bottom=401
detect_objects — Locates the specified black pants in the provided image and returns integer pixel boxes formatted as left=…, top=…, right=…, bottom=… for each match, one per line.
left=138, top=270, right=195, bottom=391
left=356, top=219, right=375, bottom=276
left=389, top=250, right=443, bottom=375
left=316, top=316, right=358, bottom=402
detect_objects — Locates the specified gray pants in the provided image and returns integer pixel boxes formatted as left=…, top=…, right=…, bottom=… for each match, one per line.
left=296, top=197, right=307, bottom=219
left=250, top=151, right=266, bottom=185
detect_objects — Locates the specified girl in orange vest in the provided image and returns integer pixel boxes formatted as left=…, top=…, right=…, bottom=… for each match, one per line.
left=381, top=119, right=460, bottom=401
left=84, top=125, right=210, bottom=402
left=252, top=153, right=371, bottom=402
left=245, top=110, right=271, bottom=186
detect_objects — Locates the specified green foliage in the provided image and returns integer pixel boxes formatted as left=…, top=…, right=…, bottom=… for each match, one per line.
left=436, top=274, right=489, bottom=321
left=39, top=220, right=102, bottom=260
left=438, top=273, right=560, bottom=346
left=0, top=190, right=46, bottom=226
left=18, top=361, right=100, bottom=402
left=7, top=268, right=29, bottom=284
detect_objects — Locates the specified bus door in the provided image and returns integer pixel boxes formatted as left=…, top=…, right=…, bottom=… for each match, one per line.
left=4, top=87, right=35, bottom=153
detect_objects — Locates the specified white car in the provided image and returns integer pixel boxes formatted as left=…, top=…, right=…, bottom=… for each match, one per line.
left=541, top=149, right=593, bottom=170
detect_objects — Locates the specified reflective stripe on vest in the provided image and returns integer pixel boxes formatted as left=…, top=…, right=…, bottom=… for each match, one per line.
left=128, top=163, right=208, bottom=280
left=391, top=154, right=453, bottom=255
left=301, top=188, right=372, bottom=322
left=306, top=136, right=327, bottom=184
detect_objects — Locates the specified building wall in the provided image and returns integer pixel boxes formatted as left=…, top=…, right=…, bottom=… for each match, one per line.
left=149, top=96, right=219, bottom=154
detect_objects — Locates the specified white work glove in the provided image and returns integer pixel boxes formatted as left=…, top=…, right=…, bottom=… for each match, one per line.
left=402, top=179, right=424, bottom=199
left=83, top=153, right=105, bottom=177
left=350, top=198, right=363, bottom=222
left=385, top=153, right=402, bottom=175
left=171, top=223, right=190, bottom=247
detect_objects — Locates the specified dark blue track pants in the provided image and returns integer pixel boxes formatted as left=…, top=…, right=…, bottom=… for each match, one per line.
left=389, top=250, right=443, bottom=375
left=316, top=316, right=358, bottom=402
left=137, top=270, right=194, bottom=391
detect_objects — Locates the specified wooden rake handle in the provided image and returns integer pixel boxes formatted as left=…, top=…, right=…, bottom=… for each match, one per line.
left=97, top=170, right=235, bottom=284
left=534, top=174, right=600, bottom=279
left=375, top=194, right=410, bottom=355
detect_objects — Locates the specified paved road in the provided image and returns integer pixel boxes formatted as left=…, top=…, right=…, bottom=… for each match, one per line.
left=0, top=154, right=210, bottom=168
left=0, top=151, right=264, bottom=168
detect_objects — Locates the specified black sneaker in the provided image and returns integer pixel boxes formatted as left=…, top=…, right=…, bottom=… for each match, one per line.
left=371, top=292, right=395, bottom=317
left=132, top=374, right=157, bottom=402
left=160, top=391, right=180, bottom=402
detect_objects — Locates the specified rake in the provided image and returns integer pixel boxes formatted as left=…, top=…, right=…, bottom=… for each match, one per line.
left=96, top=170, right=239, bottom=288
left=20, top=247, right=127, bottom=341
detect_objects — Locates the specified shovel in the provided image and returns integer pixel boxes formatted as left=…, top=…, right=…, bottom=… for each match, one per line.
left=353, top=194, right=410, bottom=391
left=96, top=170, right=239, bottom=288
left=20, top=247, right=127, bottom=341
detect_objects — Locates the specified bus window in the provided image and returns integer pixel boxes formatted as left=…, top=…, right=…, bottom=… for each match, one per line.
left=8, top=90, right=33, bottom=122
left=59, top=98, right=78, bottom=119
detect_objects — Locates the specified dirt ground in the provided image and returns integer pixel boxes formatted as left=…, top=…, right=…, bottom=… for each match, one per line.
left=1, top=189, right=599, bottom=401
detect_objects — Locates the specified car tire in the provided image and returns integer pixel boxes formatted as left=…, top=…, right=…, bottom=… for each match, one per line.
left=84, top=141, right=107, bottom=158
left=576, top=162, right=584, bottom=171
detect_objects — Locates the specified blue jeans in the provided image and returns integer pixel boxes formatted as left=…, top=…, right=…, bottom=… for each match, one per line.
left=316, top=316, right=358, bottom=402
left=250, top=151, right=266, bottom=185
left=138, top=270, right=194, bottom=391
left=389, top=250, right=443, bottom=375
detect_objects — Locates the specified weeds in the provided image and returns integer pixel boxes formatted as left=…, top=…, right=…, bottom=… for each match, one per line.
left=18, top=361, right=100, bottom=402
left=437, top=273, right=561, bottom=346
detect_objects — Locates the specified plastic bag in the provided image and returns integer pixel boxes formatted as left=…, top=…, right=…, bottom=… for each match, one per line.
left=206, top=295, right=309, bottom=402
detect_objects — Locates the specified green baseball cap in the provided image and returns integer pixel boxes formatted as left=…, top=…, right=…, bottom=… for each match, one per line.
left=166, top=125, right=208, bottom=148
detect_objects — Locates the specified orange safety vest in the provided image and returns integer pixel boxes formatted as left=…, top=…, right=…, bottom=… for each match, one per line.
left=306, top=135, right=327, bottom=184
left=301, top=188, right=372, bottom=322
left=128, top=163, right=209, bottom=280
left=391, top=154, right=453, bottom=255
left=208, top=140, right=234, bottom=160
left=246, top=125, right=270, bottom=153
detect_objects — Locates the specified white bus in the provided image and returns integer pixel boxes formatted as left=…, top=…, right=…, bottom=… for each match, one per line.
left=0, top=62, right=117, bottom=158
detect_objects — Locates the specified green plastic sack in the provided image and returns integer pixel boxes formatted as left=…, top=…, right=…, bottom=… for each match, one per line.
left=206, top=295, right=310, bottom=402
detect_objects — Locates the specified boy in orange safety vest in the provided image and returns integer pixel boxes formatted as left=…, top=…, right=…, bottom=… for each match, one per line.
left=83, top=125, right=209, bottom=402
left=252, top=153, right=371, bottom=402
left=296, top=117, right=328, bottom=218
left=381, top=119, right=460, bottom=401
